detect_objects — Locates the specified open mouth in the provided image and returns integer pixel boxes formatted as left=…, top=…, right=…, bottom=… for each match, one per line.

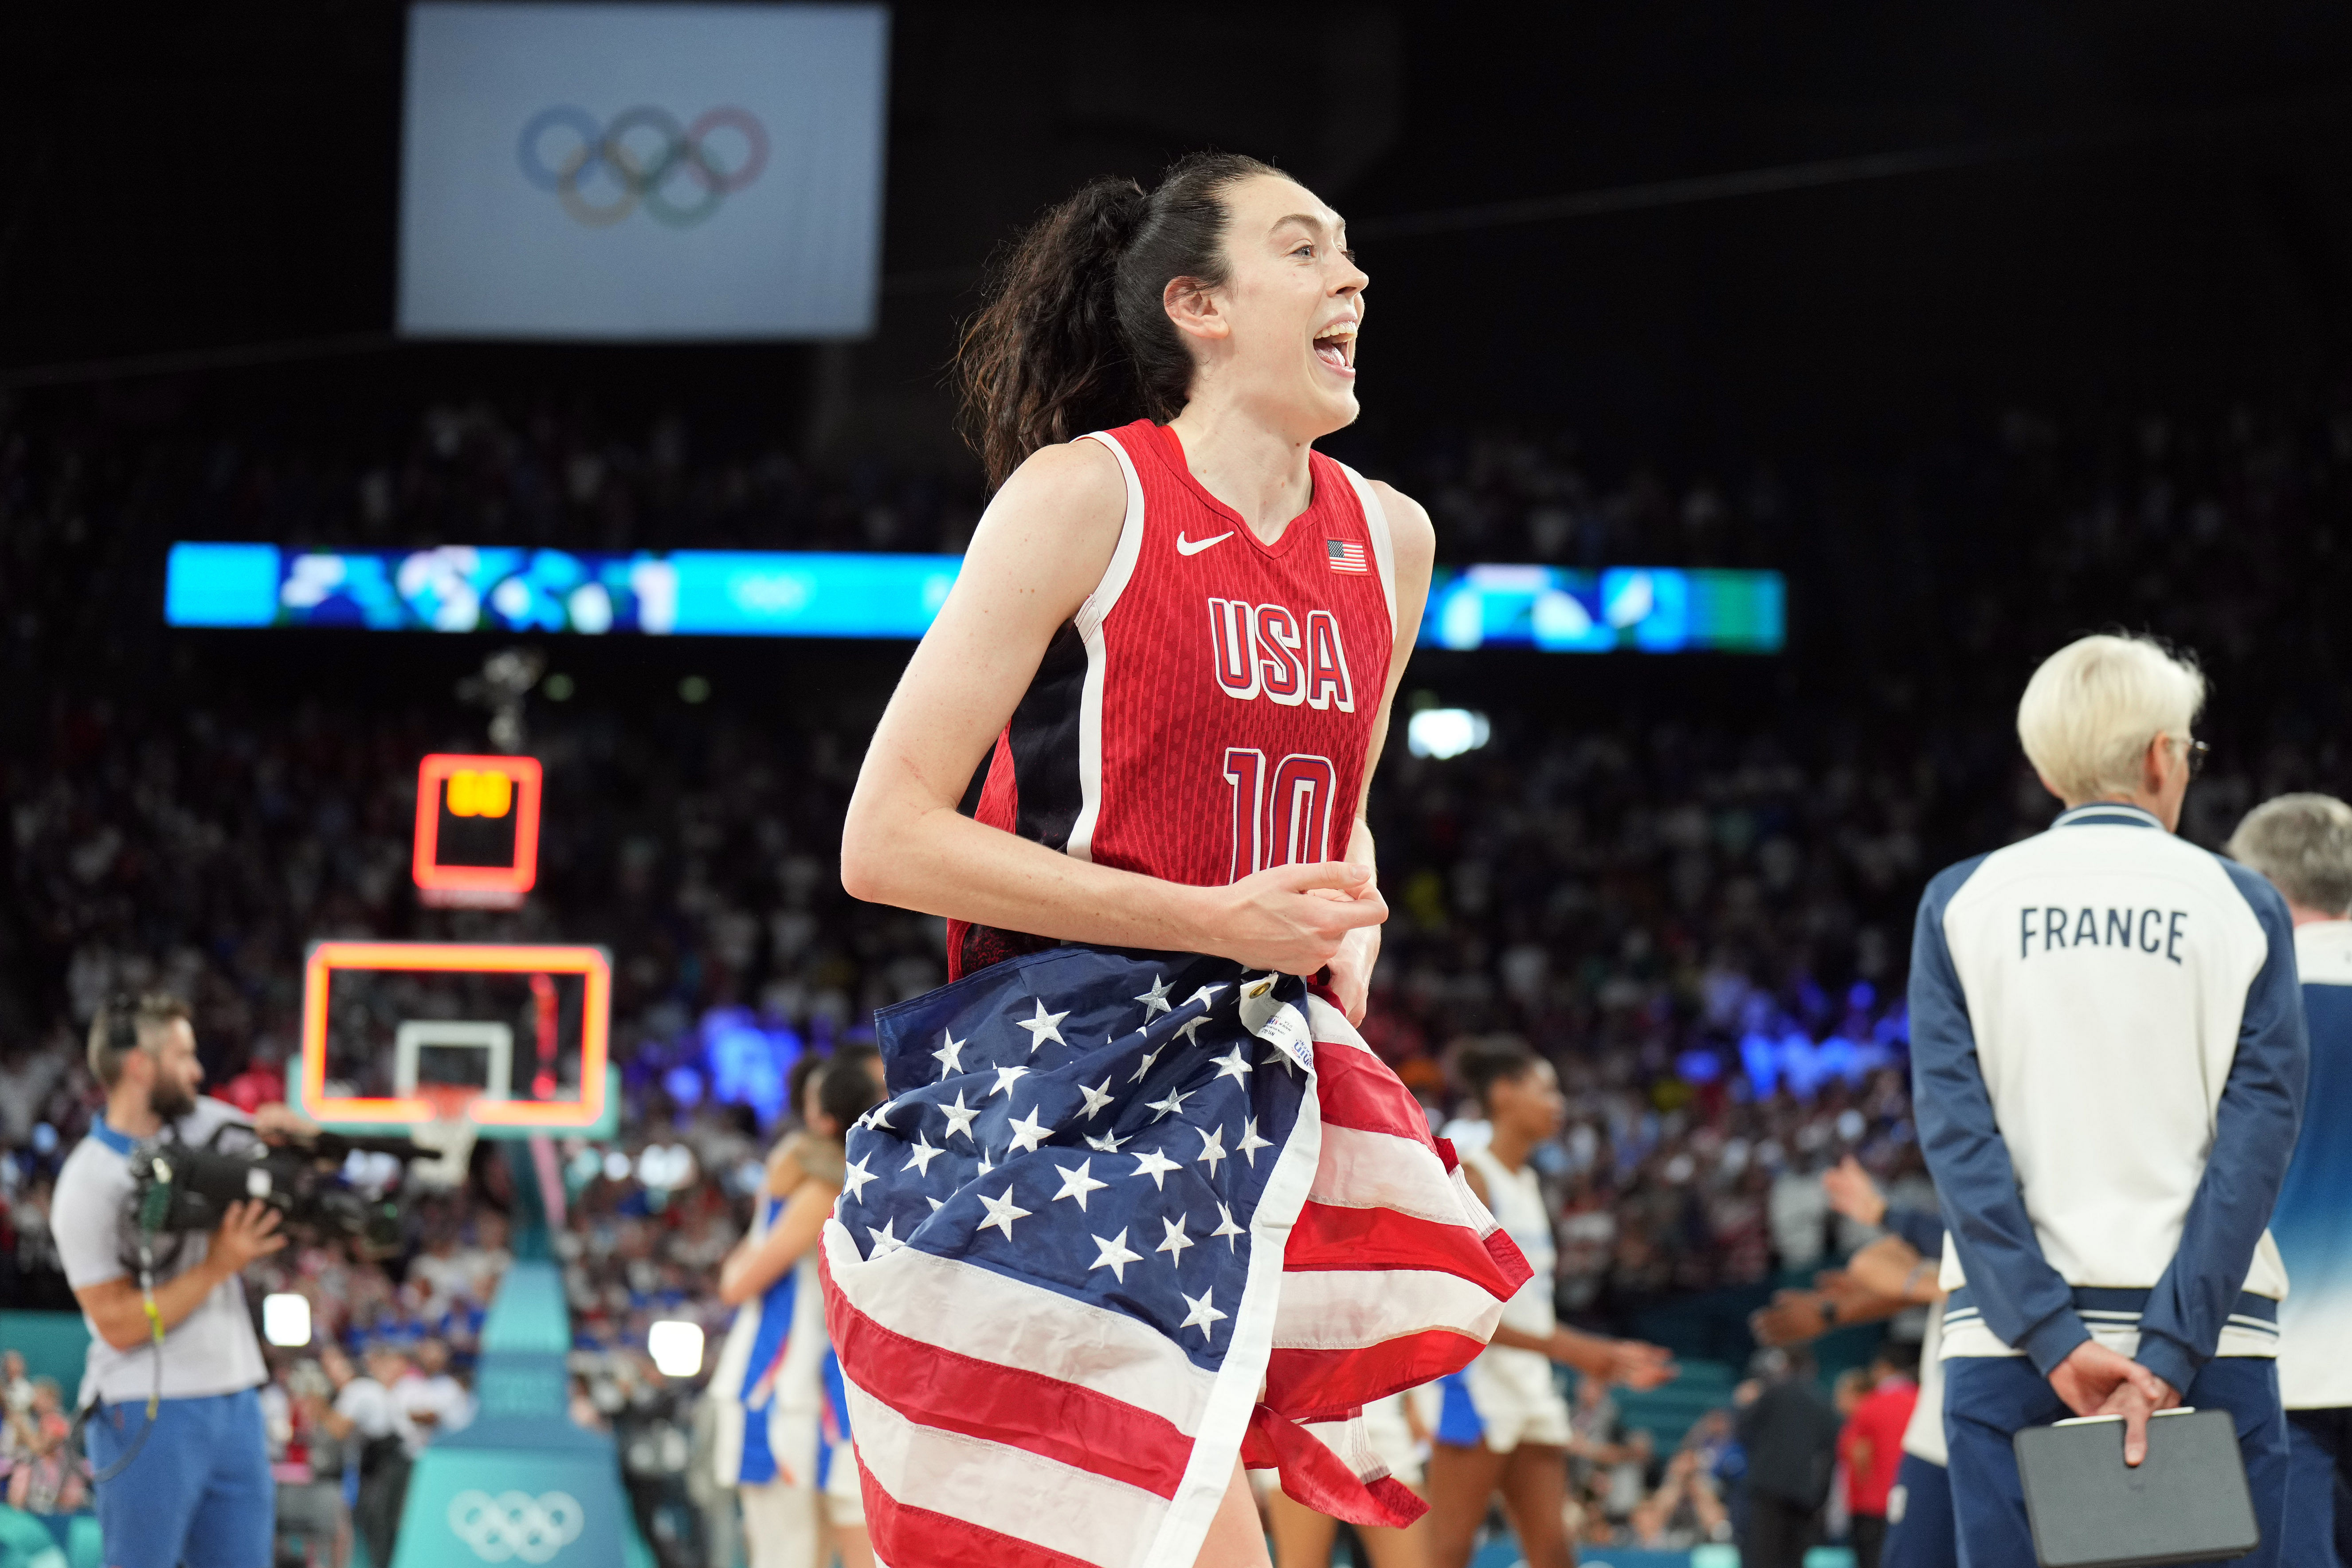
left=1313, top=321, right=1358, bottom=374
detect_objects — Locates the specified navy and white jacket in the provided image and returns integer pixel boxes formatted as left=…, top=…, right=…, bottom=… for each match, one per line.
left=1909, top=802, right=2307, bottom=1396
left=2275, top=919, right=2352, bottom=1409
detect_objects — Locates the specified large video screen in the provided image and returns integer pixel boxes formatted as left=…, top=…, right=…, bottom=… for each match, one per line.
left=1422, top=564, right=1784, bottom=653
left=166, top=543, right=1784, bottom=651
left=396, top=3, right=889, bottom=340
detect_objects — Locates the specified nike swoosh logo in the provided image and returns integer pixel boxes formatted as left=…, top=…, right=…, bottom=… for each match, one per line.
left=1176, top=531, right=1235, bottom=556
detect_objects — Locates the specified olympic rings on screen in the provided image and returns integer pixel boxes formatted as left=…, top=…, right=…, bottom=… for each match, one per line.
left=517, top=106, right=770, bottom=228
left=446, top=1489, right=586, bottom=1564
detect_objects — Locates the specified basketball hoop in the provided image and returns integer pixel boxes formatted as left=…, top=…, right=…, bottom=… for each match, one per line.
left=410, top=1083, right=482, bottom=1189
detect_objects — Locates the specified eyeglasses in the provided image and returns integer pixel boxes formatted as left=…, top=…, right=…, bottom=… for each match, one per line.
left=2174, top=737, right=2211, bottom=778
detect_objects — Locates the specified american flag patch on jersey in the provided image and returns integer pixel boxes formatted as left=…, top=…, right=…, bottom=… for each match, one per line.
left=1326, top=537, right=1369, bottom=574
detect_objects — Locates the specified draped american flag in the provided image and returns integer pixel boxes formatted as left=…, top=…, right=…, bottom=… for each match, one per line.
left=821, top=946, right=1530, bottom=1568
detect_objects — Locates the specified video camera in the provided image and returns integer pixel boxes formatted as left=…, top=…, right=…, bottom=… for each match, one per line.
left=121, top=1124, right=429, bottom=1270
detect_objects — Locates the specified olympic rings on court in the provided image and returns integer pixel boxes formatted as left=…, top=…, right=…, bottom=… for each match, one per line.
left=446, top=1489, right=587, bottom=1564
left=517, top=105, right=769, bottom=228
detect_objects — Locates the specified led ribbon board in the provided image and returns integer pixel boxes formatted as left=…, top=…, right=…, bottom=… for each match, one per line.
left=413, top=753, right=544, bottom=906
left=1422, top=565, right=1785, bottom=653
left=299, top=941, right=611, bottom=1133
left=167, top=543, right=1784, bottom=651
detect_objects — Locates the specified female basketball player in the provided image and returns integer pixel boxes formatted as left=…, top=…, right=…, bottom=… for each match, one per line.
left=831, top=152, right=1625, bottom=1568
left=712, top=1054, right=879, bottom=1568
left=1426, top=1041, right=1677, bottom=1568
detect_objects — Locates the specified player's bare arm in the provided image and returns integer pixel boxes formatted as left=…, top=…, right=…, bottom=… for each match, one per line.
left=1317, top=480, right=1434, bottom=1024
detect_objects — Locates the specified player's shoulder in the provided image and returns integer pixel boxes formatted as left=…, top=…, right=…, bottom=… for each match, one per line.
left=993, top=435, right=1129, bottom=517
left=1362, top=477, right=1435, bottom=564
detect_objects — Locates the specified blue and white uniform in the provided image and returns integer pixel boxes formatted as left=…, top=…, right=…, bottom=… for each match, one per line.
left=1435, top=1144, right=1568, bottom=1452
left=710, top=1190, right=862, bottom=1566
left=2276, top=919, right=2352, bottom=1568
left=1910, top=802, right=2307, bottom=1568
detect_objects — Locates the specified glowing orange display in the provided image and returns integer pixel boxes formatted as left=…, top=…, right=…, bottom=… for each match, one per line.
left=412, top=753, right=542, bottom=900
left=298, top=941, right=610, bottom=1130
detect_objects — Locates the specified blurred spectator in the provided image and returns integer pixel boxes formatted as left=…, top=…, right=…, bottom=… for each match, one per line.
left=1736, top=1348, right=1842, bottom=1568
left=1837, top=1348, right=1921, bottom=1568
left=1, top=1377, right=83, bottom=1515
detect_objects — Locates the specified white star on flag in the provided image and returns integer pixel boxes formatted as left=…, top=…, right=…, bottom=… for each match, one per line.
left=1258, top=1044, right=1304, bottom=1077
left=1172, top=1015, right=1213, bottom=1047
left=1134, top=974, right=1174, bottom=1020
left=1210, top=1202, right=1246, bottom=1250
left=1156, top=1214, right=1194, bottom=1266
left=977, top=1186, right=1032, bottom=1241
left=867, top=1217, right=906, bottom=1257
left=866, top=1099, right=898, bottom=1133
left=1015, top=1000, right=1070, bottom=1054
left=926, top=1196, right=944, bottom=1213
left=1078, top=1076, right=1116, bottom=1121
left=1131, top=1146, right=1181, bottom=1190
left=1130, top=1046, right=1164, bottom=1084
left=1051, top=1159, right=1109, bottom=1211
left=933, top=1030, right=967, bottom=1079
left=1237, top=1117, right=1274, bottom=1168
left=1085, top=1128, right=1132, bottom=1154
left=990, top=1064, right=1030, bottom=1100
left=903, top=1134, right=945, bottom=1176
left=1211, top=1045, right=1253, bottom=1083
left=841, top=1155, right=876, bottom=1203
left=1006, top=1106, right=1053, bottom=1155
left=1185, top=984, right=1228, bottom=1010
left=1147, top=1084, right=1192, bottom=1122
left=976, top=1149, right=995, bottom=1176
left=1196, top=1125, right=1228, bottom=1176
left=1089, top=1227, right=1143, bottom=1283
left=1180, top=1286, right=1228, bottom=1341
left=940, top=1090, right=980, bottom=1143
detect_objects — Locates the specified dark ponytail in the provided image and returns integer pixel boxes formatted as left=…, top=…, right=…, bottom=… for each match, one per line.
left=957, top=152, right=1283, bottom=489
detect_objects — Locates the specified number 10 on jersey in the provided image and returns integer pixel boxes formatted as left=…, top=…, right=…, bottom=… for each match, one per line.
left=1223, top=749, right=1339, bottom=880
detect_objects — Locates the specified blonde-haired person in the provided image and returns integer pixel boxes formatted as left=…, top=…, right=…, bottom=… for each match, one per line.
left=2228, top=792, right=2352, bottom=1568
left=1911, top=632, right=2305, bottom=1568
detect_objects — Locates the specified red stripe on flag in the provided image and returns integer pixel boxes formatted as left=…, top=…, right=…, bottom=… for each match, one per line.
left=858, top=1466, right=1109, bottom=1568
left=1241, top=1403, right=1428, bottom=1529
left=825, top=1271, right=1192, bottom=1499
left=1310, top=1044, right=1441, bottom=1147
left=1285, top=1198, right=1525, bottom=1285
left=1265, top=1328, right=1490, bottom=1414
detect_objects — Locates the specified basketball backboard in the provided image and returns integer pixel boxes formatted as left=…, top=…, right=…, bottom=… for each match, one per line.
left=299, top=941, right=611, bottom=1137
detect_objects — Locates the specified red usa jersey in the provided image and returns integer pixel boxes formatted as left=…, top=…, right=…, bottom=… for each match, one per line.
left=950, top=419, right=1399, bottom=979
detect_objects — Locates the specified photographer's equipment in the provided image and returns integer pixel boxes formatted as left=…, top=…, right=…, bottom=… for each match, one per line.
left=120, top=1123, right=425, bottom=1274
left=2015, top=1407, right=2259, bottom=1567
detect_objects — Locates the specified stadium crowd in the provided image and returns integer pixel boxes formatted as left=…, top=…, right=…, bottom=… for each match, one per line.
left=7, top=384, right=2352, bottom=1561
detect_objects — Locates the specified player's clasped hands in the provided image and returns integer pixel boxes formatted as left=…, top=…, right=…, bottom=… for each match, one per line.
left=2050, top=1339, right=2179, bottom=1467
left=1215, top=860, right=1388, bottom=977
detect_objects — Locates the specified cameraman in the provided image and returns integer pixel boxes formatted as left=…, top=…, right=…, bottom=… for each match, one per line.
left=48, top=993, right=311, bottom=1568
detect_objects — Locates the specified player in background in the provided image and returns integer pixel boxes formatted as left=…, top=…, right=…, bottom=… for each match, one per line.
left=836, top=153, right=1537, bottom=1568
left=2227, top=794, right=2352, bottom=1568
left=1424, top=1039, right=1676, bottom=1568
left=710, top=1053, right=882, bottom=1568
left=1749, top=1158, right=1953, bottom=1568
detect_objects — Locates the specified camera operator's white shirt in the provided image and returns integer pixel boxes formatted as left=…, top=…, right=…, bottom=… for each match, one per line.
left=50, top=1096, right=268, bottom=1406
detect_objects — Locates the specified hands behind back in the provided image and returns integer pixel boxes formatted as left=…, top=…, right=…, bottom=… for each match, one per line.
left=2050, top=1338, right=2179, bottom=1467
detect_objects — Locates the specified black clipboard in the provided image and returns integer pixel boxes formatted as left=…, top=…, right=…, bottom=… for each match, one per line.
left=2014, top=1407, right=2258, bottom=1568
